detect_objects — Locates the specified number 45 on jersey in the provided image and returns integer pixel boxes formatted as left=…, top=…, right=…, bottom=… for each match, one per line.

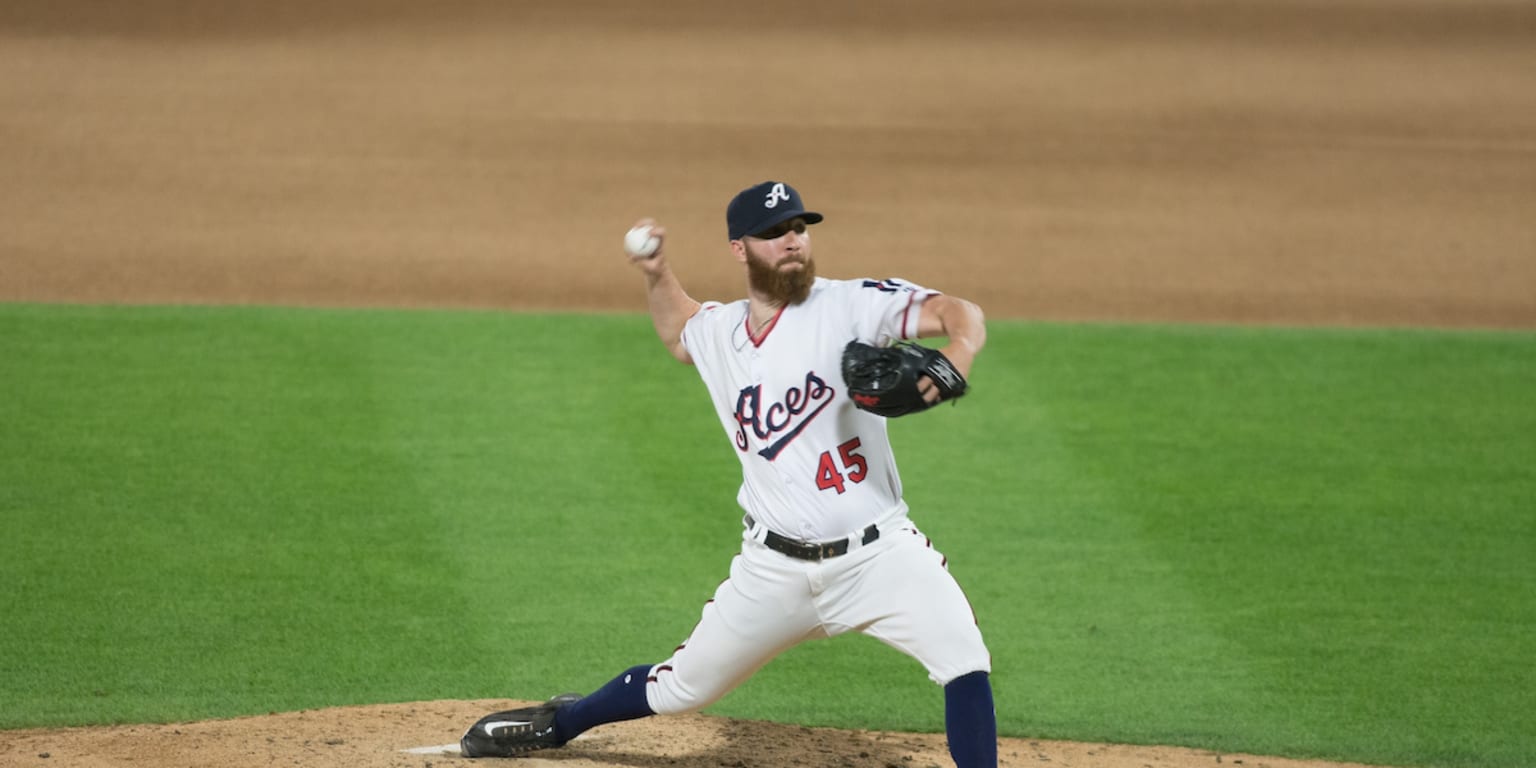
left=816, top=437, right=867, bottom=494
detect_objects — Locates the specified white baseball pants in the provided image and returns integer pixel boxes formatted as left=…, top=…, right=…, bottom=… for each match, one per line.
left=644, top=520, right=991, bottom=715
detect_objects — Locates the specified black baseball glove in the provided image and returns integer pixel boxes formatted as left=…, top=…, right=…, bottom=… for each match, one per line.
left=841, top=340, right=968, bottom=418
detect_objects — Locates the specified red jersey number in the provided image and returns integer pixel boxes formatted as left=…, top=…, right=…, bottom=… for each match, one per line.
left=815, top=438, right=868, bottom=494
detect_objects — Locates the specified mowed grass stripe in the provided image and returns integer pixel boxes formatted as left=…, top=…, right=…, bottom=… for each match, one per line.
left=1, top=304, right=1531, bottom=768
left=962, top=324, right=1534, bottom=768
left=2, top=307, right=490, bottom=721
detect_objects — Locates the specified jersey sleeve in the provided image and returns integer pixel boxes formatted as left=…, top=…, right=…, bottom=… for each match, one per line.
left=680, top=300, right=729, bottom=363
left=847, top=278, right=939, bottom=345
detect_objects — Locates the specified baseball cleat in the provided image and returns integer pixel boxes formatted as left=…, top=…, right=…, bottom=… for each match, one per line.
left=460, top=693, right=584, bottom=758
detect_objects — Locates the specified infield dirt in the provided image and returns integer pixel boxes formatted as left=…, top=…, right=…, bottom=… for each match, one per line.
left=1, top=700, right=1391, bottom=768
left=2, top=1, right=1532, bottom=766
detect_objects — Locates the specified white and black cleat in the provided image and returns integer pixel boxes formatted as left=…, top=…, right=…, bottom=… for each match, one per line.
left=460, top=693, right=585, bottom=758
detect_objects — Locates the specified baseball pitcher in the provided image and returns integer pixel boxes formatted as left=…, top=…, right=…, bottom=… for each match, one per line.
left=462, top=181, right=996, bottom=767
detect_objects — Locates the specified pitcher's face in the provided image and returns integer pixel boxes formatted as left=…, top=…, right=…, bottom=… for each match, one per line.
left=739, top=218, right=815, bottom=305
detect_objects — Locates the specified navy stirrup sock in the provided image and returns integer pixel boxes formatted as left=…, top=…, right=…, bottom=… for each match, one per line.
left=554, top=663, right=657, bottom=743
left=944, top=671, right=997, bottom=768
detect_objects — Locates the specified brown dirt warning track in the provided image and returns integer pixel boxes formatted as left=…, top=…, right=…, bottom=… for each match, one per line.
left=1, top=1, right=1533, bottom=767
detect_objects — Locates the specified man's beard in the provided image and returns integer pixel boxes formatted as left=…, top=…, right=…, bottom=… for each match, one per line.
left=745, top=246, right=816, bottom=306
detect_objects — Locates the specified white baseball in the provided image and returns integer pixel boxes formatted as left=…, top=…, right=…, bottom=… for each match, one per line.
left=625, top=225, right=660, bottom=259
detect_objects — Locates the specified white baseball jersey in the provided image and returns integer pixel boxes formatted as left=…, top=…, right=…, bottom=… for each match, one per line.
left=681, top=276, right=938, bottom=542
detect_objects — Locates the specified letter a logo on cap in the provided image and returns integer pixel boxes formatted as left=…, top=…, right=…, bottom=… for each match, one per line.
left=764, top=183, right=791, bottom=209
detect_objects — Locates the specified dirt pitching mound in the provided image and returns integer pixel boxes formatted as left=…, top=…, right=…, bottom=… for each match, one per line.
left=0, top=700, right=1392, bottom=768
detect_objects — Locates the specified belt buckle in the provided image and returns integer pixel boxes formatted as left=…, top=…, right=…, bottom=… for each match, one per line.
left=818, top=542, right=838, bottom=560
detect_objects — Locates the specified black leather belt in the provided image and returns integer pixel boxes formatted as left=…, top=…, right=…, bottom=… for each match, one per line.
left=746, top=515, right=880, bottom=561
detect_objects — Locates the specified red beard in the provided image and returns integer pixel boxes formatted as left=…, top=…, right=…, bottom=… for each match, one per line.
left=745, top=248, right=816, bottom=306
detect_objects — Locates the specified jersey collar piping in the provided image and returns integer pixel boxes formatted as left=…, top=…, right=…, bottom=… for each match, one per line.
left=745, top=305, right=786, bottom=348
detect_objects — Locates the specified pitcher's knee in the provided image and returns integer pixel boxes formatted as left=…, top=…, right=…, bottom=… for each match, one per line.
left=923, top=630, right=992, bottom=686
left=644, top=666, right=729, bottom=715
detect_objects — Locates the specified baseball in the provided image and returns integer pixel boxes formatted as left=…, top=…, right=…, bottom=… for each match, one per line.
left=625, top=225, right=660, bottom=259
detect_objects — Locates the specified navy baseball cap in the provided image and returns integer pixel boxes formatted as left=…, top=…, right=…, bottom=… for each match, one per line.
left=726, top=181, right=824, bottom=240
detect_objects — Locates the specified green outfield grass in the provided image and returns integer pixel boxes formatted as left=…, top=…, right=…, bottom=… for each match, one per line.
left=1, top=303, right=1531, bottom=768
